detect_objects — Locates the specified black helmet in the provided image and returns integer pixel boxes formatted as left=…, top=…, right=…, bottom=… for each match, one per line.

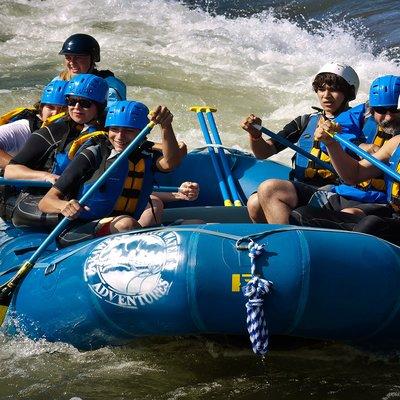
left=59, top=34, right=100, bottom=62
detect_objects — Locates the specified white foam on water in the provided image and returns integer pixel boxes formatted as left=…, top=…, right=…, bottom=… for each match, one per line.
left=1, top=0, right=399, bottom=157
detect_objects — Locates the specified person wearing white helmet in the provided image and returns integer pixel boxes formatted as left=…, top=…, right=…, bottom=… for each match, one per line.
left=242, top=62, right=365, bottom=223
left=288, top=90, right=400, bottom=246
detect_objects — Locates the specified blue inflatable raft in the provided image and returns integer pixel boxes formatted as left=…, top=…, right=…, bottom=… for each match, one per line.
left=0, top=149, right=399, bottom=350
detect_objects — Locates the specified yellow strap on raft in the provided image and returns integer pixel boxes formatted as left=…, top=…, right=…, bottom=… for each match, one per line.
left=0, top=107, right=36, bottom=125
left=41, top=111, right=67, bottom=128
left=68, top=131, right=108, bottom=160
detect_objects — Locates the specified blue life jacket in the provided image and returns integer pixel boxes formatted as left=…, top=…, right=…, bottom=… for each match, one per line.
left=104, top=76, right=127, bottom=108
left=334, top=104, right=391, bottom=203
left=386, top=145, right=400, bottom=212
left=294, top=104, right=364, bottom=183
left=78, top=143, right=155, bottom=221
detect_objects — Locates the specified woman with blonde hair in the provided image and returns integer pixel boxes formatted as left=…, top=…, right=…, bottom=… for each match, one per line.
left=54, top=33, right=126, bottom=107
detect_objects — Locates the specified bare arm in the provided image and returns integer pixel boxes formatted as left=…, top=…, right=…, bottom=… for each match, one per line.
left=150, top=106, right=183, bottom=172
left=316, top=120, right=397, bottom=184
left=241, top=114, right=278, bottom=159
left=0, top=149, right=12, bottom=169
left=38, top=187, right=85, bottom=219
left=153, top=182, right=199, bottom=202
left=4, top=163, right=59, bottom=183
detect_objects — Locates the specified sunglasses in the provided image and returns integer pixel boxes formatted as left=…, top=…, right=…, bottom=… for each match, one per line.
left=66, top=97, right=94, bottom=109
left=372, top=106, right=400, bottom=115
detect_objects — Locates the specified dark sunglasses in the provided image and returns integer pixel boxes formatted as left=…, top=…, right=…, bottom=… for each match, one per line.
left=372, top=106, right=400, bottom=115
left=66, top=97, right=94, bottom=109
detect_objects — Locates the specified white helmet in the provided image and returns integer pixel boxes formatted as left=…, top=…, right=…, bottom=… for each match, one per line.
left=315, top=62, right=360, bottom=100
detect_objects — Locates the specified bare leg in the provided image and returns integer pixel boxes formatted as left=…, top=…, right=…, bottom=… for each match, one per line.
left=258, top=179, right=299, bottom=224
left=138, top=195, right=164, bottom=227
left=247, top=192, right=267, bottom=223
left=110, top=215, right=141, bottom=232
left=341, top=207, right=366, bottom=216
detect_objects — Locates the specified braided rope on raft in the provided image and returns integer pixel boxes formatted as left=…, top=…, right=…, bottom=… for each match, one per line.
left=239, top=240, right=273, bottom=356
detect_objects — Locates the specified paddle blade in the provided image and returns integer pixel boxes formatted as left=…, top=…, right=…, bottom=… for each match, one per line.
left=0, top=260, right=33, bottom=325
left=0, top=305, right=7, bottom=325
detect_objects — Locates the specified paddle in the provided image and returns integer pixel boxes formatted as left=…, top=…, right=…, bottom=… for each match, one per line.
left=326, top=130, right=400, bottom=183
left=204, top=108, right=242, bottom=206
left=0, top=178, right=179, bottom=193
left=153, top=185, right=180, bottom=192
left=252, top=124, right=336, bottom=174
left=0, top=121, right=156, bottom=324
left=190, top=106, right=233, bottom=206
left=0, top=178, right=51, bottom=188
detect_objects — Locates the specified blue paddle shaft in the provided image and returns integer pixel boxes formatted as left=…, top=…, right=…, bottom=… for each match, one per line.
left=0, top=178, right=51, bottom=188
left=206, top=112, right=242, bottom=204
left=153, top=186, right=180, bottom=192
left=26, top=122, right=155, bottom=265
left=332, top=133, right=400, bottom=183
left=196, top=112, right=231, bottom=204
left=254, top=124, right=336, bottom=174
left=0, top=178, right=179, bottom=193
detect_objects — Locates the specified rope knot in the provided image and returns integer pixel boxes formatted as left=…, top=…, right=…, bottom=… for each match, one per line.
left=240, top=240, right=272, bottom=356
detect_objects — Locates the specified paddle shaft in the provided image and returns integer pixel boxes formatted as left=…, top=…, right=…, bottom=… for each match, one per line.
left=0, top=178, right=51, bottom=188
left=205, top=111, right=242, bottom=206
left=329, top=132, right=400, bottom=183
left=0, top=179, right=179, bottom=193
left=253, top=124, right=336, bottom=174
left=195, top=111, right=233, bottom=206
left=0, top=121, right=155, bottom=316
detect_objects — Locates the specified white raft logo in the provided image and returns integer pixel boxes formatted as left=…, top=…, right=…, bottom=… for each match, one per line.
left=84, top=231, right=179, bottom=309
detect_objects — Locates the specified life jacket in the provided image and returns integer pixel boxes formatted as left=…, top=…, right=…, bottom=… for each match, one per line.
left=294, top=106, right=363, bottom=184
left=386, top=146, right=400, bottom=213
left=51, top=122, right=103, bottom=175
left=78, top=141, right=155, bottom=221
left=94, top=70, right=127, bottom=106
left=333, top=113, right=392, bottom=203
left=0, top=107, right=41, bottom=132
left=41, top=111, right=67, bottom=128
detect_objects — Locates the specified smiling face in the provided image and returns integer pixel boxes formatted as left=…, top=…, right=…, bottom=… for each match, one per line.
left=64, top=54, right=92, bottom=76
left=108, top=127, right=141, bottom=153
left=67, top=97, right=98, bottom=124
left=316, top=85, right=346, bottom=117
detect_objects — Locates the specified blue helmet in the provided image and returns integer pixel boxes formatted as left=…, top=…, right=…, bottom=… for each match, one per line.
left=65, top=74, right=108, bottom=104
left=369, top=75, right=400, bottom=107
left=40, top=80, right=69, bottom=106
left=105, top=101, right=149, bottom=130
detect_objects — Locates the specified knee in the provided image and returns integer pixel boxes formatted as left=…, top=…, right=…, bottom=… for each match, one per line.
left=111, top=216, right=141, bottom=233
left=341, top=207, right=365, bottom=216
left=258, top=179, right=296, bottom=203
left=151, top=196, right=164, bottom=213
left=247, top=193, right=259, bottom=212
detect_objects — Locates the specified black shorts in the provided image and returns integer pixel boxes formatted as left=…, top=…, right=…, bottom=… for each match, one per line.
left=293, top=182, right=393, bottom=216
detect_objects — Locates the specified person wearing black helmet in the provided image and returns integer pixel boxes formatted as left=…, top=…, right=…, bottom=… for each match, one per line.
left=55, top=33, right=127, bottom=107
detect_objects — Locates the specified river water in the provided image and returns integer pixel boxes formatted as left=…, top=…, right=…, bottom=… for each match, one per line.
left=0, top=0, right=400, bottom=399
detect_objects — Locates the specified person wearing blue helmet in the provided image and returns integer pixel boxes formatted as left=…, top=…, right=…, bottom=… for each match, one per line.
left=37, top=100, right=185, bottom=246
left=0, top=80, right=69, bottom=169
left=289, top=78, right=400, bottom=245
left=4, top=74, right=109, bottom=225
left=54, top=33, right=127, bottom=107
